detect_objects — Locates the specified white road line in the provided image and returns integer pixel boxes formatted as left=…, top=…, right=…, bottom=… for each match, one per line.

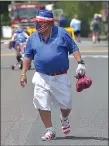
left=69, top=55, right=108, bottom=58
left=1, top=53, right=108, bottom=58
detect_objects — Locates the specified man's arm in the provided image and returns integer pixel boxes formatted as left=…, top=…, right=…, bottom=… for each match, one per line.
left=73, top=50, right=82, bottom=63
left=24, top=32, right=29, bottom=39
left=64, top=31, right=84, bottom=63
left=73, top=50, right=85, bottom=76
left=20, top=57, right=32, bottom=87
left=11, top=33, right=16, bottom=41
left=22, top=37, right=33, bottom=73
left=20, top=37, right=33, bottom=87
left=21, top=57, right=32, bottom=75
left=63, top=30, right=85, bottom=76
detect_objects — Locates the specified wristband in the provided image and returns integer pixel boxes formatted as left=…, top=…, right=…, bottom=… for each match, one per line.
left=78, top=60, right=85, bottom=65
left=21, top=74, right=26, bottom=76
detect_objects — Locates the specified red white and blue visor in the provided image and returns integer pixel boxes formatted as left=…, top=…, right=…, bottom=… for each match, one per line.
left=33, top=9, right=54, bottom=22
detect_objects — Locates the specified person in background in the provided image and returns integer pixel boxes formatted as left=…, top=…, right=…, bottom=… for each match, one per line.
left=90, top=13, right=101, bottom=43
left=58, top=13, right=67, bottom=28
left=70, top=15, right=81, bottom=42
left=11, top=26, right=29, bottom=67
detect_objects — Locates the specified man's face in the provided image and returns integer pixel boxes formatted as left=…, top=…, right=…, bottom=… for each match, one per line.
left=36, top=21, right=51, bottom=34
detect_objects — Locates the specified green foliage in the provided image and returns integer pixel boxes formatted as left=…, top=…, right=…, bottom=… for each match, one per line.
left=0, top=1, right=11, bottom=25
left=56, top=1, right=102, bottom=37
left=56, top=1, right=102, bottom=22
left=1, top=13, right=11, bottom=25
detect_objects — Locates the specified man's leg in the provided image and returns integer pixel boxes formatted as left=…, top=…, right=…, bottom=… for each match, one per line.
left=50, top=73, right=72, bottom=135
left=77, top=32, right=81, bottom=42
left=15, top=45, right=20, bottom=55
left=74, top=32, right=78, bottom=42
left=39, top=105, right=71, bottom=138
left=60, top=108, right=71, bottom=135
left=60, top=108, right=71, bottom=118
left=39, top=109, right=52, bottom=128
left=32, top=73, right=56, bottom=140
left=15, top=45, right=21, bottom=62
left=92, top=32, right=96, bottom=43
left=96, top=32, right=100, bottom=42
left=15, top=45, right=23, bottom=68
left=39, top=109, right=56, bottom=140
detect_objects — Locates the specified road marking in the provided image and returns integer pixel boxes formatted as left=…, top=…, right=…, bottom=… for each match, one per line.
left=1, top=53, right=16, bottom=56
left=1, top=53, right=108, bottom=58
left=69, top=55, right=108, bottom=58
left=80, top=49, right=108, bottom=53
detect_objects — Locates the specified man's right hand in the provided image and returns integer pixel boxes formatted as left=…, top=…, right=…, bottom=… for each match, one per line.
left=20, top=74, right=27, bottom=87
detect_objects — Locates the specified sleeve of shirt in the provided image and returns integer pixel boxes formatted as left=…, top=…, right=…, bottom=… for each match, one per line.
left=11, top=33, right=16, bottom=41
left=24, top=37, right=34, bottom=59
left=63, top=30, right=79, bottom=54
left=24, top=32, right=29, bottom=39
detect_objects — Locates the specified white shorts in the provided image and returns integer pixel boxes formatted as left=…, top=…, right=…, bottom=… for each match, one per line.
left=32, top=72, right=72, bottom=111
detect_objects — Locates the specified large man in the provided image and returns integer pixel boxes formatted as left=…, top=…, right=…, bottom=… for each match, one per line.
left=20, top=9, right=86, bottom=141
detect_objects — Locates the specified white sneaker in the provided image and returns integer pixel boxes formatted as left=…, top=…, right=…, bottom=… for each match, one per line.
left=60, top=116, right=70, bottom=135
left=41, top=130, right=56, bottom=141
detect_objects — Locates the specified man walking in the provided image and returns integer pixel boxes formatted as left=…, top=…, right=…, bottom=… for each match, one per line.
left=20, top=9, right=86, bottom=141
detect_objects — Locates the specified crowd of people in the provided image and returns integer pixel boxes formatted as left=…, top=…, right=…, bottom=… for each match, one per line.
left=56, top=13, right=102, bottom=43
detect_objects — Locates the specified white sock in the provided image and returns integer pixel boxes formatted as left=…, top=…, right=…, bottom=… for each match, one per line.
left=61, top=116, right=68, bottom=121
left=46, top=127, right=54, bottom=132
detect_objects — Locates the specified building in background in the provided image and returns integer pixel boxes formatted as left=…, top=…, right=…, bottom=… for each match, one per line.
left=8, top=1, right=45, bottom=32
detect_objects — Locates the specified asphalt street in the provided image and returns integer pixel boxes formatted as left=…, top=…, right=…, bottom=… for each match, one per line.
left=1, top=39, right=108, bottom=146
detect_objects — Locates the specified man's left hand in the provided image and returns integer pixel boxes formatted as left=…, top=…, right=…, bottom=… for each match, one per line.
left=20, top=74, right=27, bottom=87
left=76, top=61, right=86, bottom=76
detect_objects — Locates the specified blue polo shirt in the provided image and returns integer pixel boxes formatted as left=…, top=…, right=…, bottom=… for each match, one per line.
left=24, top=25, right=79, bottom=74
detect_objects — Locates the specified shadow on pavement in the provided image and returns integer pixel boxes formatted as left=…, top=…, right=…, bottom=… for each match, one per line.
left=55, top=135, right=108, bottom=141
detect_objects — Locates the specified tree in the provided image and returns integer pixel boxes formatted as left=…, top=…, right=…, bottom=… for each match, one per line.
left=55, top=1, right=102, bottom=37
left=0, top=1, right=11, bottom=25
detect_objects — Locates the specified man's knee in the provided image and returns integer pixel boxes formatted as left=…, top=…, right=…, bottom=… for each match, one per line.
left=33, top=97, right=51, bottom=111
